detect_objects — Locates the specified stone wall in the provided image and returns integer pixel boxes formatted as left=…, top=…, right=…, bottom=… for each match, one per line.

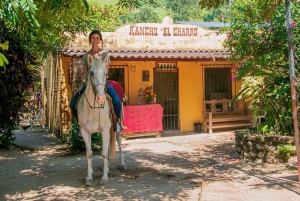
left=235, top=130, right=296, bottom=164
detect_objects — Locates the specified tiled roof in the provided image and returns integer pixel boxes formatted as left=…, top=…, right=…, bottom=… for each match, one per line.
left=61, top=47, right=230, bottom=60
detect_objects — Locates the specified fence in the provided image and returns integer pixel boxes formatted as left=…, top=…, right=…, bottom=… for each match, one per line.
left=42, top=52, right=72, bottom=138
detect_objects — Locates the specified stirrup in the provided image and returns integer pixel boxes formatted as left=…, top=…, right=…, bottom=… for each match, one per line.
left=116, top=122, right=122, bottom=132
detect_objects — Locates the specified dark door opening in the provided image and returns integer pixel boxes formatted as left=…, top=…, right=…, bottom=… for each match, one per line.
left=153, top=69, right=179, bottom=131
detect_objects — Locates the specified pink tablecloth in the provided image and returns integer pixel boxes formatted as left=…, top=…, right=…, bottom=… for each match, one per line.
left=122, top=104, right=163, bottom=134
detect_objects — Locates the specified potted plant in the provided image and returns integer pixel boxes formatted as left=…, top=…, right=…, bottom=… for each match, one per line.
left=144, top=86, right=156, bottom=104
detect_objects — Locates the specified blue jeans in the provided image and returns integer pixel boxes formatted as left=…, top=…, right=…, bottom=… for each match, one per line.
left=70, top=84, right=86, bottom=121
left=69, top=82, right=122, bottom=120
left=107, top=82, right=122, bottom=119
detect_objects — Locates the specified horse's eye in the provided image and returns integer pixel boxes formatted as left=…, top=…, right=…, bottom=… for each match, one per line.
left=90, top=72, right=94, bottom=77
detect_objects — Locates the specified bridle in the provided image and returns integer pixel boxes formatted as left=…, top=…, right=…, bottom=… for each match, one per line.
left=84, top=68, right=108, bottom=109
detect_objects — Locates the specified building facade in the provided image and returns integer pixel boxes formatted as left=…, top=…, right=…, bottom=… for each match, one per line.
left=61, top=21, right=242, bottom=133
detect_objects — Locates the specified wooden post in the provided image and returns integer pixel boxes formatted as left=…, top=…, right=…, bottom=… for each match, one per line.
left=285, top=0, right=300, bottom=188
left=209, top=112, right=212, bottom=134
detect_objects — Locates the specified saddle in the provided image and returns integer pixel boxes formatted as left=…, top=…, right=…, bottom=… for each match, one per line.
left=75, top=93, right=118, bottom=132
left=106, top=94, right=118, bottom=132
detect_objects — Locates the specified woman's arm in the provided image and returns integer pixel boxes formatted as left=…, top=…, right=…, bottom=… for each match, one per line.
left=74, top=64, right=87, bottom=94
left=82, top=64, right=88, bottom=83
left=81, top=52, right=90, bottom=82
left=75, top=53, right=89, bottom=93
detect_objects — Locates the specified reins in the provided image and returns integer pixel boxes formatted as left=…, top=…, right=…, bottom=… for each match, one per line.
left=84, top=91, right=105, bottom=109
left=84, top=70, right=107, bottom=109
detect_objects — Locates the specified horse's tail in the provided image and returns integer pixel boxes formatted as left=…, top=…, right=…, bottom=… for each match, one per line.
left=109, top=126, right=116, bottom=162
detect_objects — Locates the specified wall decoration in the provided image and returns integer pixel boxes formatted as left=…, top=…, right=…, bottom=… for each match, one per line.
left=142, top=70, right=150, bottom=82
left=156, top=62, right=177, bottom=72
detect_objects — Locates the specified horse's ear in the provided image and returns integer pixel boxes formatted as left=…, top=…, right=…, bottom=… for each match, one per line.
left=101, top=51, right=109, bottom=63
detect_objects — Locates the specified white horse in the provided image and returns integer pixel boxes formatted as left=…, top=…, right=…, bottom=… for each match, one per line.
left=77, top=51, right=126, bottom=185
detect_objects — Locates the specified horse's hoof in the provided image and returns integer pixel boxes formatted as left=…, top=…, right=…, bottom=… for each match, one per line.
left=100, top=178, right=109, bottom=185
left=85, top=179, right=93, bottom=186
left=118, top=164, right=127, bottom=170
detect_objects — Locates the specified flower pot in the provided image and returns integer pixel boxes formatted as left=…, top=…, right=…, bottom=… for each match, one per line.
left=147, top=100, right=154, bottom=104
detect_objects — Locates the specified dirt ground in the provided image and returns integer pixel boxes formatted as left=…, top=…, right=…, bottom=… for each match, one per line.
left=0, top=127, right=299, bottom=201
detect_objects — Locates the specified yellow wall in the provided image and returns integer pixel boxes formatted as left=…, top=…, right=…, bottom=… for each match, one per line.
left=177, top=61, right=203, bottom=131
left=111, top=61, right=156, bottom=105
left=177, top=61, right=241, bottom=132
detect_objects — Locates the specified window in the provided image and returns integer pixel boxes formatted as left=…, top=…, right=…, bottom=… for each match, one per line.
left=109, top=65, right=127, bottom=89
left=204, top=65, right=232, bottom=100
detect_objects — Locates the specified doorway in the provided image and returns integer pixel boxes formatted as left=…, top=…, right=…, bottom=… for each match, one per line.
left=153, top=69, right=179, bottom=131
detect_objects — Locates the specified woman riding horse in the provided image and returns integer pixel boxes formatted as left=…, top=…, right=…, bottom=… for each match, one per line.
left=70, top=30, right=123, bottom=132
left=72, top=31, right=126, bottom=185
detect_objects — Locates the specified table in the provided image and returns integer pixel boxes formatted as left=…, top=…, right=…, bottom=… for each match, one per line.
left=122, top=104, right=163, bottom=136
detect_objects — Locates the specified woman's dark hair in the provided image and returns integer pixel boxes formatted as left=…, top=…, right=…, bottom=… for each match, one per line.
left=88, top=30, right=103, bottom=45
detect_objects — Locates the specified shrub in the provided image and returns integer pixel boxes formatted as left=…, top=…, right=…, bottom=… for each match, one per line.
left=0, top=21, right=37, bottom=148
left=277, top=144, right=296, bottom=160
left=62, top=122, right=103, bottom=153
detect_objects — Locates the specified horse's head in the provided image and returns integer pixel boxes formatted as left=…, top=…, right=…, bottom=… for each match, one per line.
left=89, top=52, right=108, bottom=105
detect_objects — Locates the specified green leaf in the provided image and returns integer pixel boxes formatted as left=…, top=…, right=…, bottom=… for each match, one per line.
left=83, top=0, right=89, bottom=11
left=250, top=70, right=275, bottom=77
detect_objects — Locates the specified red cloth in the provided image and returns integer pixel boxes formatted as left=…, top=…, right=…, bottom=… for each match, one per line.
left=122, top=104, right=163, bottom=134
left=108, top=80, right=124, bottom=100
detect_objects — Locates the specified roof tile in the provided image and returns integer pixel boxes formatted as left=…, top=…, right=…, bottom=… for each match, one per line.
left=61, top=47, right=230, bottom=59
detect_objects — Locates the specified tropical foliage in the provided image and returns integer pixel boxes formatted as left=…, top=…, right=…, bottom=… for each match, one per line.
left=120, top=5, right=159, bottom=23
left=0, top=20, right=39, bottom=148
left=198, top=0, right=232, bottom=9
left=221, top=0, right=300, bottom=135
left=88, top=3, right=127, bottom=32
left=119, top=0, right=231, bottom=24
left=199, top=0, right=300, bottom=20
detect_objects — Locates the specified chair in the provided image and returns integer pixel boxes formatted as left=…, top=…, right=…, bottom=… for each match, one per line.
left=30, top=108, right=44, bottom=131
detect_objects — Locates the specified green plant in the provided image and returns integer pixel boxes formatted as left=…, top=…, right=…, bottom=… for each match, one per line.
left=0, top=21, right=38, bottom=148
left=65, top=122, right=103, bottom=153
left=0, top=0, right=136, bottom=147
left=222, top=1, right=300, bottom=136
left=277, top=144, right=296, bottom=160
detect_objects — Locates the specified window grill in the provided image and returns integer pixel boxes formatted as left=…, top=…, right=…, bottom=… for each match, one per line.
left=108, top=65, right=127, bottom=89
left=203, top=64, right=233, bottom=100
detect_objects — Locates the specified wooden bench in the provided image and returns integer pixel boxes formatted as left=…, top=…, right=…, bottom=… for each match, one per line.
left=203, top=99, right=255, bottom=133
left=204, top=113, right=254, bottom=133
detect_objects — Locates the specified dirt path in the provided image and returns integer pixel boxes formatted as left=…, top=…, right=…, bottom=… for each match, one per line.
left=0, top=129, right=299, bottom=200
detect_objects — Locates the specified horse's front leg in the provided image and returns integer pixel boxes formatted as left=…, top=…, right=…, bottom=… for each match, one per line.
left=100, top=127, right=110, bottom=184
left=81, top=128, right=93, bottom=186
left=116, top=131, right=126, bottom=170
